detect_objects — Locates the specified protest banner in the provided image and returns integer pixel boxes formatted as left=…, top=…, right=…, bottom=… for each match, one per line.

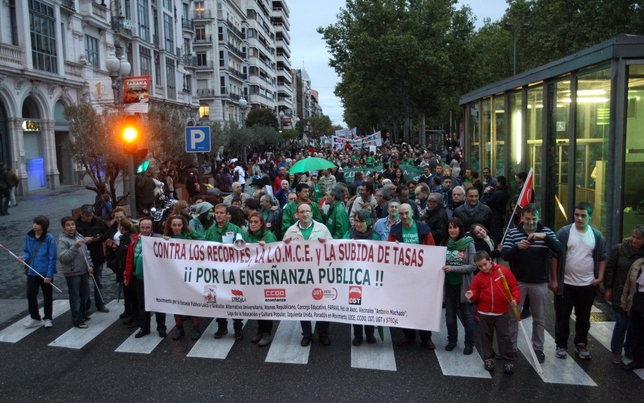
left=143, top=238, right=446, bottom=331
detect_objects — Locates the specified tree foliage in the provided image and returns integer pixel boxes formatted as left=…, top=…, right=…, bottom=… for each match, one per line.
left=245, top=108, right=279, bottom=129
left=147, top=104, right=190, bottom=166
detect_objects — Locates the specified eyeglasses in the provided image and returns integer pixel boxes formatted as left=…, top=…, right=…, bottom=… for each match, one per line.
left=354, top=219, right=365, bottom=223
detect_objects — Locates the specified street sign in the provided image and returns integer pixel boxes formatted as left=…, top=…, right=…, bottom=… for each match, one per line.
left=185, top=126, right=211, bottom=153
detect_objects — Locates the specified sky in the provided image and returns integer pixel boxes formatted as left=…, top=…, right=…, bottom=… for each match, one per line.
left=288, top=0, right=509, bottom=127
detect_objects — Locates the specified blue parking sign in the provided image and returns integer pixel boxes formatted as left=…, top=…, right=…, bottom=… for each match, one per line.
left=185, top=126, right=211, bottom=153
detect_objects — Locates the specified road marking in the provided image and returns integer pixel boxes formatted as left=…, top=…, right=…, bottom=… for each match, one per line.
left=265, top=320, right=314, bottom=365
left=586, top=321, right=644, bottom=381
left=115, top=314, right=175, bottom=354
left=0, top=300, right=70, bottom=343
left=518, top=317, right=596, bottom=386
left=187, top=319, right=247, bottom=359
left=433, top=314, right=491, bottom=379
left=350, top=326, right=397, bottom=371
left=48, top=300, right=122, bottom=349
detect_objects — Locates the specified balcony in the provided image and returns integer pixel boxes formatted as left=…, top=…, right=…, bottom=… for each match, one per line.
left=227, top=23, right=245, bottom=40
left=275, top=38, right=290, bottom=56
left=112, top=19, right=133, bottom=37
left=229, top=67, right=247, bottom=81
left=197, top=87, right=217, bottom=99
left=277, top=67, right=292, bottom=80
left=183, top=55, right=198, bottom=67
left=182, top=18, right=194, bottom=31
left=276, top=53, right=290, bottom=68
left=278, top=82, right=293, bottom=94
left=79, top=0, right=110, bottom=29
left=194, top=10, right=212, bottom=20
left=196, top=61, right=215, bottom=71
left=0, top=43, right=24, bottom=67
left=194, top=35, right=213, bottom=46
left=61, top=0, right=75, bottom=12
left=228, top=43, right=246, bottom=60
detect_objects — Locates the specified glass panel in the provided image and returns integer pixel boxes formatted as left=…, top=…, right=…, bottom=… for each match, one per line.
left=494, top=96, right=505, bottom=177
left=575, top=66, right=611, bottom=233
left=546, top=79, right=572, bottom=231
left=481, top=98, right=492, bottom=176
left=623, top=64, right=644, bottom=239
left=469, top=103, right=480, bottom=173
left=526, top=85, right=543, bottom=205
left=508, top=91, right=522, bottom=196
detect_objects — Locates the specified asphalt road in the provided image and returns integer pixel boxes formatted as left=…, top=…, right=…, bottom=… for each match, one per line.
left=0, top=185, right=641, bottom=402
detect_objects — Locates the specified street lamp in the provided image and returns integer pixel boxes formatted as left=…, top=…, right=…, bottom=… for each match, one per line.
left=106, top=51, right=137, bottom=218
left=239, top=97, right=248, bottom=164
left=279, top=110, right=284, bottom=132
left=504, top=23, right=530, bottom=76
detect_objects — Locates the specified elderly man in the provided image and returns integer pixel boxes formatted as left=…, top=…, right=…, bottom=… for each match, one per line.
left=388, top=203, right=436, bottom=349
left=283, top=202, right=333, bottom=346
left=415, top=182, right=430, bottom=218
left=423, top=193, right=448, bottom=246
left=374, top=200, right=400, bottom=241
left=223, top=182, right=249, bottom=206
left=374, top=188, right=391, bottom=219
left=446, top=185, right=464, bottom=218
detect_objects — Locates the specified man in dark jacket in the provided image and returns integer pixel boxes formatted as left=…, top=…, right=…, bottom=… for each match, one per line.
left=483, top=175, right=510, bottom=240
left=453, top=187, right=495, bottom=241
left=75, top=204, right=110, bottom=313
left=423, top=193, right=448, bottom=246
left=0, top=162, right=10, bottom=215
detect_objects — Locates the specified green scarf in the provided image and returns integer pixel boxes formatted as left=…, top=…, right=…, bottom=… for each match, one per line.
left=447, top=236, right=474, bottom=252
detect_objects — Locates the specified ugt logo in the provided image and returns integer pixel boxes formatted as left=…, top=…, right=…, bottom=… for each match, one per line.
left=348, top=286, right=362, bottom=305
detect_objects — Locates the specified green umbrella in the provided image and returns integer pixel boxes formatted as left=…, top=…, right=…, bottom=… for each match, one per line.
left=288, top=157, right=336, bottom=174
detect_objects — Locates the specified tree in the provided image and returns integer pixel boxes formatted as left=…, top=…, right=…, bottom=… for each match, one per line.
left=147, top=104, right=190, bottom=168
left=64, top=103, right=129, bottom=208
left=245, top=108, right=279, bottom=130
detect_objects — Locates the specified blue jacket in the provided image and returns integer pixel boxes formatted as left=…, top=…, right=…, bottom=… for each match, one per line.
left=22, top=230, right=57, bottom=278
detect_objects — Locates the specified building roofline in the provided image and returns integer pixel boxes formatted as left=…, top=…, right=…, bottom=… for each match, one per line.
left=459, top=34, right=644, bottom=104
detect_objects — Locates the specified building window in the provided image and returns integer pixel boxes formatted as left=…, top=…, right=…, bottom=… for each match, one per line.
left=9, top=0, right=19, bottom=46
left=166, top=58, right=176, bottom=100
left=164, top=13, right=174, bottom=51
left=125, top=0, right=131, bottom=19
left=195, top=1, right=205, bottom=18
left=163, top=0, right=172, bottom=10
left=195, top=27, right=206, bottom=41
left=140, top=46, right=152, bottom=77
left=154, top=52, right=162, bottom=85
left=138, top=0, right=150, bottom=42
left=60, top=22, right=66, bottom=59
left=218, top=27, right=224, bottom=42
left=183, top=74, right=192, bottom=93
left=199, top=105, right=209, bottom=118
left=85, top=35, right=100, bottom=67
left=196, top=52, right=207, bottom=66
left=219, top=50, right=224, bottom=67
left=29, top=0, right=58, bottom=73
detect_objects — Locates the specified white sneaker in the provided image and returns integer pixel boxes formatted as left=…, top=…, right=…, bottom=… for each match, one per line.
left=44, top=319, right=53, bottom=328
left=23, top=318, right=43, bottom=328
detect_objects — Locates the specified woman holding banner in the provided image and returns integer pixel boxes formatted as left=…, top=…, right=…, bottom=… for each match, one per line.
left=343, top=209, right=380, bottom=346
left=442, top=217, right=476, bottom=354
left=163, top=215, right=202, bottom=340
left=244, top=212, right=277, bottom=346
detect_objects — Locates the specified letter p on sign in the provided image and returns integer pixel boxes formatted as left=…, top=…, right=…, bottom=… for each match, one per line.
left=185, top=126, right=211, bottom=153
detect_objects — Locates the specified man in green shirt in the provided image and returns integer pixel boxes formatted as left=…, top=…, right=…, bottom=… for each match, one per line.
left=325, top=188, right=350, bottom=240
left=281, top=183, right=322, bottom=234
left=204, top=204, right=244, bottom=339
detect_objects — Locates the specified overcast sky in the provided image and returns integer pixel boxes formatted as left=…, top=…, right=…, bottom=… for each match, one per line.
left=288, top=0, right=509, bottom=127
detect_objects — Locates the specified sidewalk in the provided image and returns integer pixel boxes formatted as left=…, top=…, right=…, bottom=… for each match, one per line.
left=0, top=183, right=121, bottom=300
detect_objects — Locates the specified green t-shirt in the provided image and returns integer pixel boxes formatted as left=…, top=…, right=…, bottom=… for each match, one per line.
left=300, top=224, right=313, bottom=240
left=401, top=222, right=420, bottom=244
left=133, top=237, right=144, bottom=280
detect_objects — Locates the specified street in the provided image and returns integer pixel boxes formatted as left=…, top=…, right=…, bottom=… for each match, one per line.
left=0, top=185, right=641, bottom=402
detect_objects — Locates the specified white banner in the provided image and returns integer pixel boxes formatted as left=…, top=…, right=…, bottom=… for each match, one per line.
left=142, top=238, right=446, bottom=331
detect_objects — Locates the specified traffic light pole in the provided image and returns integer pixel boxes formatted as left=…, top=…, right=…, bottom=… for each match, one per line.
left=128, top=154, right=137, bottom=219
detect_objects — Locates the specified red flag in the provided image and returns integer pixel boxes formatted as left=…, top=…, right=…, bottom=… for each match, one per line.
left=517, top=168, right=534, bottom=208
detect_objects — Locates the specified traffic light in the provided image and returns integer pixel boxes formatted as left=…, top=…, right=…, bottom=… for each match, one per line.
left=134, top=148, right=149, bottom=173
left=121, top=115, right=140, bottom=154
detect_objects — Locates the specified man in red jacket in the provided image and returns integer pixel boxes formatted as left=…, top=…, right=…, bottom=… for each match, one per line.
left=466, top=250, right=520, bottom=374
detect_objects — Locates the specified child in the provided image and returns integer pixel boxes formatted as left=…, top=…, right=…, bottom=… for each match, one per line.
left=465, top=250, right=520, bottom=374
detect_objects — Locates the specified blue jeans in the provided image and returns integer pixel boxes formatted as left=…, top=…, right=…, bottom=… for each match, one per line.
left=86, top=263, right=105, bottom=309
left=66, top=273, right=89, bottom=326
left=444, top=282, right=474, bottom=346
left=611, top=307, right=633, bottom=354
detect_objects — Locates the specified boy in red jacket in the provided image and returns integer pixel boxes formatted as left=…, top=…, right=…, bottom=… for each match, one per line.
left=466, top=250, right=520, bottom=374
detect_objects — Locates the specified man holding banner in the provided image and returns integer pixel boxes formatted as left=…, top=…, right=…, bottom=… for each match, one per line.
left=283, top=202, right=333, bottom=347
left=388, top=203, right=436, bottom=349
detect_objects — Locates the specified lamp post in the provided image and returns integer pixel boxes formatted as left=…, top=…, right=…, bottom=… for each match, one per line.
left=106, top=51, right=137, bottom=217
left=504, top=23, right=530, bottom=76
left=279, top=110, right=284, bottom=132
left=239, top=97, right=248, bottom=164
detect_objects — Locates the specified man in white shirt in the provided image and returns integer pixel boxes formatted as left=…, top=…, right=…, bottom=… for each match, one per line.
left=551, top=202, right=607, bottom=360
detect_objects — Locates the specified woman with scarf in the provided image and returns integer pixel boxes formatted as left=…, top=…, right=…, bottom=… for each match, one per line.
left=442, top=217, right=477, bottom=354
left=343, top=209, right=380, bottom=346
left=163, top=215, right=202, bottom=340
left=243, top=212, right=277, bottom=346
